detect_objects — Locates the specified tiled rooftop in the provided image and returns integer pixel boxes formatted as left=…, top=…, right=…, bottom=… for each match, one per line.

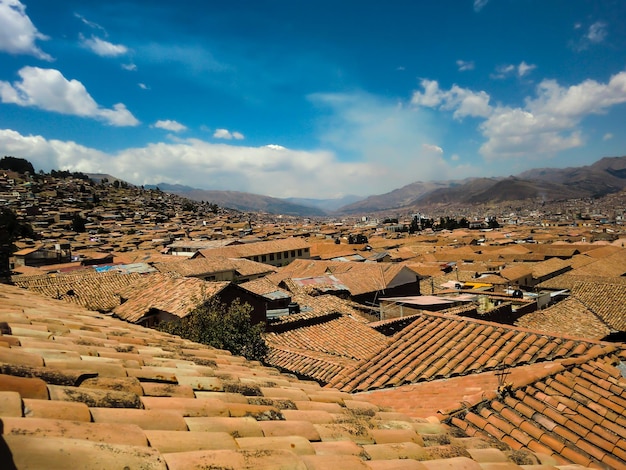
left=268, top=259, right=418, bottom=297
left=0, top=283, right=583, bottom=469
left=113, top=273, right=230, bottom=323
left=12, top=271, right=145, bottom=312
left=327, top=311, right=604, bottom=393
left=264, top=312, right=389, bottom=383
left=447, top=347, right=626, bottom=469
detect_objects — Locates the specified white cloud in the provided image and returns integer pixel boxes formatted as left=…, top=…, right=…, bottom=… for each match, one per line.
left=411, top=79, right=492, bottom=119
left=154, top=120, right=187, bottom=132
left=74, top=13, right=106, bottom=34
left=473, top=0, right=489, bottom=12
left=572, top=21, right=609, bottom=51
left=138, top=83, right=148, bottom=90
left=122, top=63, right=137, bottom=71
left=0, top=66, right=139, bottom=126
left=0, top=0, right=52, bottom=60
left=492, top=61, right=536, bottom=79
left=603, top=133, right=613, bottom=141
left=517, top=61, right=536, bottom=77
left=480, top=71, right=626, bottom=159
left=0, top=128, right=381, bottom=198
left=456, top=60, right=474, bottom=71
left=587, top=21, right=607, bottom=44
left=422, top=144, right=443, bottom=154
left=80, top=34, right=128, bottom=57
left=213, top=129, right=244, bottom=140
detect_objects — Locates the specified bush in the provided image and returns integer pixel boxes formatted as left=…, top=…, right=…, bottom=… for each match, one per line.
left=158, top=298, right=268, bottom=361
left=0, top=156, right=34, bottom=174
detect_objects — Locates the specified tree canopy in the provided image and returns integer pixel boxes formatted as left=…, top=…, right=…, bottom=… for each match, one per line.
left=0, top=156, right=35, bottom=174
left=157, top=298, right=268, bottom=362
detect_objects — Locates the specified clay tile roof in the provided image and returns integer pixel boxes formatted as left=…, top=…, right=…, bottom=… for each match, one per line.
left=327, top=311, right=604, bottom=393
left=113, top=273, right=230, bottom=323
left=515, top=297, right=612, bottom=340
left=444, top=345, right=626, bottom=469
left=153, top=256, right=276, bottom=278
left=0, top=283, right=599, bottom=469
left=198, top=237, right=309, bottom=258
left=570, top=281, right=626, bottom=331
left=12, top=271, right=145, bottom=312
left=269, top=260, right=418, bottom=297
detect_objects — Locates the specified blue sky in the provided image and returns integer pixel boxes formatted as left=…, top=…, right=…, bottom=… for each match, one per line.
left=1, top=0, right=626, bottom=199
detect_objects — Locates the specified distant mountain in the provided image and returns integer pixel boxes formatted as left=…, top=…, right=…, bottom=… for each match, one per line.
left=284, top=195, right=364, bottom=212
left=335, top=155, right=626, bottom=214
left=517, top=156, right=626, bottom=197
left=337, top=180, right=456, bottom=214
left=101, top=155, right=626, bottom=216
left=147, top=183, right=327, bottom=217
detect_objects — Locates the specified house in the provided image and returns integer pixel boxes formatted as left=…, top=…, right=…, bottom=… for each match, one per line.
left=267, top=259, right=421, bottom=307
left=516, top=281, right=626, bottom=341
left=165, top=238, right=241, bottom=257
left=152, top=256, right=276, bottom=283
left=197, top=237, right=311, bottom=267
left=12, top=242, right=71, bottom=267
left=113, top=273, right=270, bottom=327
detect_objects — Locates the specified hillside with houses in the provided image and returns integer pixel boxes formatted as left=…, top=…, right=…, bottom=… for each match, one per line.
left=1, top=164, right=626, bottom=468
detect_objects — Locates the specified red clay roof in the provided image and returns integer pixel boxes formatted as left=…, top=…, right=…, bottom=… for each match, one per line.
left=0, top=283, right=577, bottom=469
left=327, top=311, right=605, bottom=393
left=446, top=346, right=626, bottom=469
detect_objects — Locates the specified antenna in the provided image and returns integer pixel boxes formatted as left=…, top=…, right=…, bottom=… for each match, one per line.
left=495, top=362, right=513, bottom=398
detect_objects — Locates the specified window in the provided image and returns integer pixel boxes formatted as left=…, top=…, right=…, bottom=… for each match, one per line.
left=284, top=251, right=289, bottom=258
left=262, top=255, right=267, bottom=262
left=277, top=252, right=282, bottom=260
left=270, top=253, right=275, bottom=261
left=297, top=249, right=302, bottom=256
left=253, top=256, right=259, bottom=262
left=291, top=250, right=296, bottom=257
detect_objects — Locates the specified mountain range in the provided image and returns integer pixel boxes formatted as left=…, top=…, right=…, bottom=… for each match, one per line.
left=140, top=155, right=626, bottom=216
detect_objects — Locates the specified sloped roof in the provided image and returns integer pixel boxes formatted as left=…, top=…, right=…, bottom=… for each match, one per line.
left=572, top=251, right=626, bottom=277
left=268, top=259, right=418, bottom=296
left=446, top=346, right=626, bottom=469
left=537, top=273, right=626, bottom=290
left=327, top=311, right=604, bottom=393
left=12, top=271, right=145, bottom=312
left=198, top=237, right=309, bottom=259
left=571, top=281, right=626, bottom=331
left=153, top=256, right=276, bottom=278
left=530, top=257, right=573, bottom=279
left=114, top=274, right=230, bottom=323
left=515, top=297, right=612, bottom=340
left=0, top=283, right=572, bottom=469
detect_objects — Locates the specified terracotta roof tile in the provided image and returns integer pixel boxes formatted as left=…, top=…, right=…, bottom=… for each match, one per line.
left=328, top=311, right=602, bottom=393
left=0, top=282, right=601, bottom=469
left=445, top=347, right=626, bottom=468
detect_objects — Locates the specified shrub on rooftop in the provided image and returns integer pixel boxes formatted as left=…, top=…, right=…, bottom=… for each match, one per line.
left=157, top=298, right=268, bottom=362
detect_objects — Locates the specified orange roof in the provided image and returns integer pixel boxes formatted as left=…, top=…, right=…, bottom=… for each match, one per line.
left=0, top=282, right=583, bottom=469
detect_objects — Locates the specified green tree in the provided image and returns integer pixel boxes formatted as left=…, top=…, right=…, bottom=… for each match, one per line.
left=158, top=298, right=268, bottom=361
left=1, top=208, right=36, bottom=278
left=0, top=156, right=35, bottom=174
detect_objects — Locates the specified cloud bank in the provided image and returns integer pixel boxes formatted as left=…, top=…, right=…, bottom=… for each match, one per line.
left=0, top=66, right=139, bottom=126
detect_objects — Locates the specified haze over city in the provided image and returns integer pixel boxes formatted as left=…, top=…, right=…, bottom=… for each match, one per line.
left=1, top=0, right=626, bottom=198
